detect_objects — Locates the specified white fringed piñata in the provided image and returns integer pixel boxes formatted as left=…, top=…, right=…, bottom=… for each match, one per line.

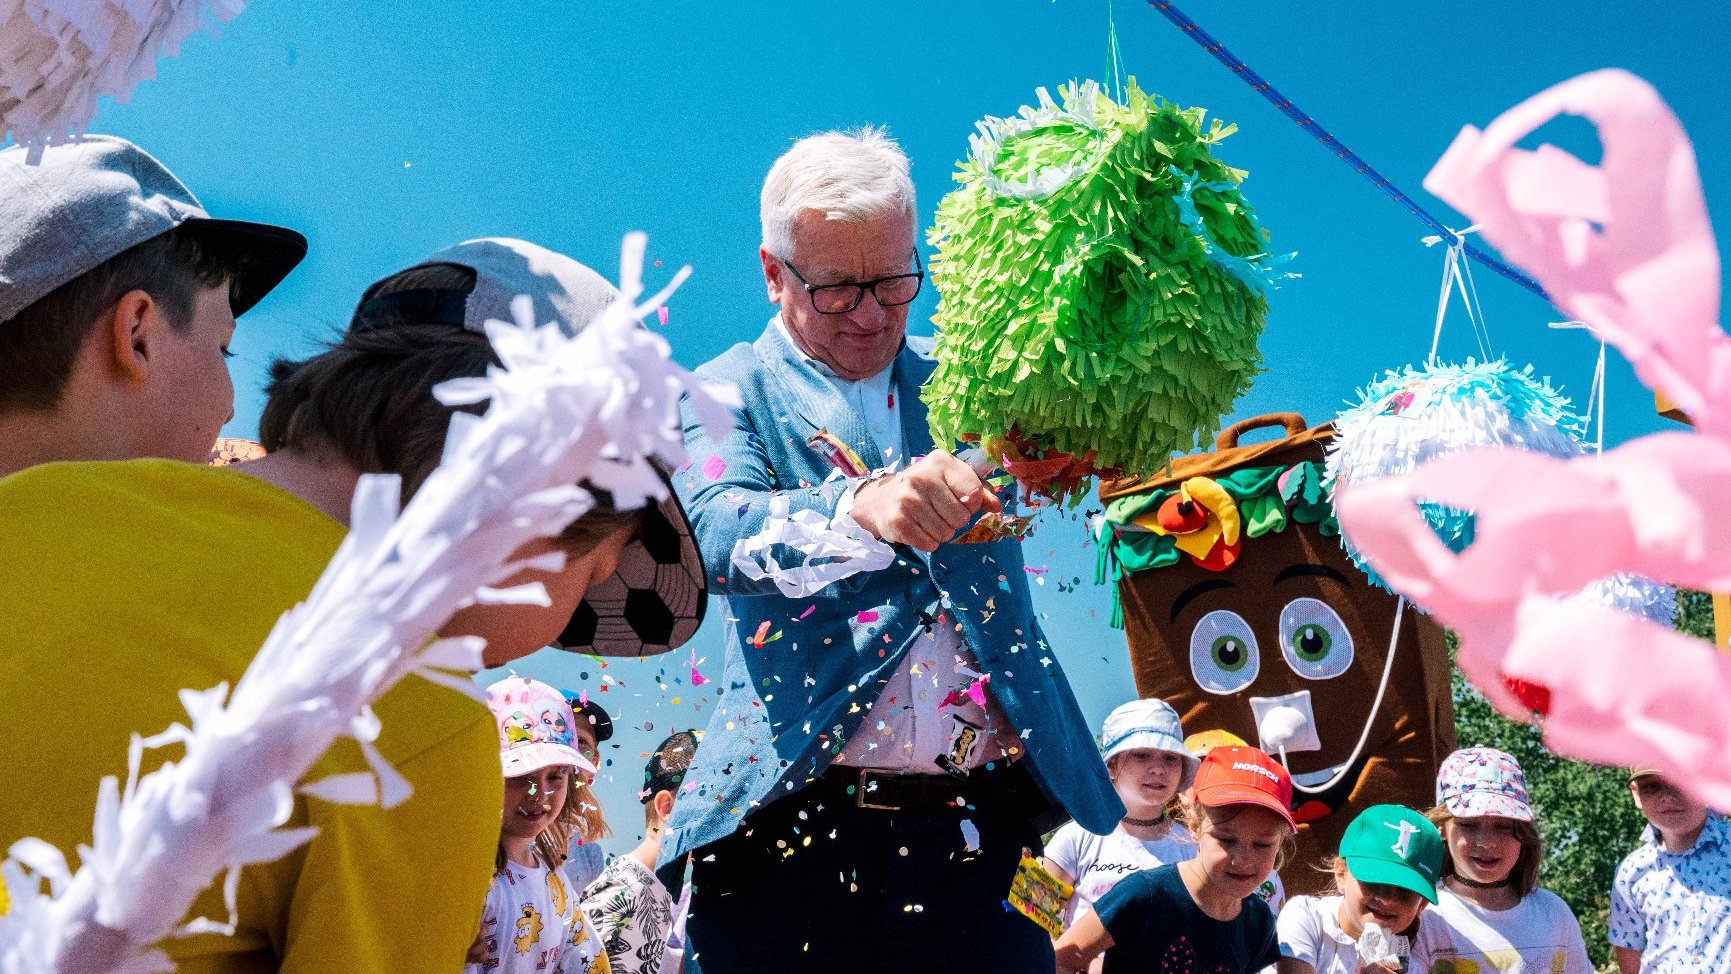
left=0, top=0, right=245, bottom=158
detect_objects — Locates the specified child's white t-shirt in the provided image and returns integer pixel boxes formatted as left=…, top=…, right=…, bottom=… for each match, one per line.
left=1422, top=886, right=1593, bottom=974
left=1044, top=821, right=1197, bottom=924
left=1277, top=894, right=1449, bottom=974
left=464, top=852, right=608, bottom=974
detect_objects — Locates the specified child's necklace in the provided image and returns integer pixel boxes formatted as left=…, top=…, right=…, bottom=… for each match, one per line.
left=1122, top=813, right=1167, bottom=828
left=1450, top=873, right=1511, bottom=890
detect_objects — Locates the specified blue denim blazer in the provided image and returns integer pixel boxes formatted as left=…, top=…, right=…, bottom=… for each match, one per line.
left=661, top=319, right=1121, bottom=864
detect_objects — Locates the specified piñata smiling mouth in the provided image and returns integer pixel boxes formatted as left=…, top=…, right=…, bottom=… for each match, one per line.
left=1288, top=751, right=1372, bottom=824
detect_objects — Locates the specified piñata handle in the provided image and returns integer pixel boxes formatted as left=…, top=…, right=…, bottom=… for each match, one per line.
left=1215, top=413, right=1308, bottom=450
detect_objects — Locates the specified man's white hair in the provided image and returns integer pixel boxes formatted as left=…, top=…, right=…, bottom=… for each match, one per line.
left=760, top=126, right=917, bottom=259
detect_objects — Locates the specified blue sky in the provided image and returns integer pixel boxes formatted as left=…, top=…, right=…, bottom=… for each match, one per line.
left=80, top=0, right=1728, bottom=851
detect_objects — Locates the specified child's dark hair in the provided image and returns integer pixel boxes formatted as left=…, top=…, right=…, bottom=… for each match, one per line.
left=258, top=266, right=496, bottom=503
left=258, top=261, right=643, bottom=548
left=1425, top=805, right=1543, bottom=898
left=0, top=226, right=231, bottom=411
left=643, top=729, right=700, bottom=804
left=1182, top=799, right=1298, bottom=873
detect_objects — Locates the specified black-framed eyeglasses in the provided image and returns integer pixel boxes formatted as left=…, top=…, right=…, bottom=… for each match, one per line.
left=780, top=252, right=924, bottom=315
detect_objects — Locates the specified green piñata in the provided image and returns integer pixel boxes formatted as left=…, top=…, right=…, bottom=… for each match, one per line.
left=925, top=79, right=1284, bottom=485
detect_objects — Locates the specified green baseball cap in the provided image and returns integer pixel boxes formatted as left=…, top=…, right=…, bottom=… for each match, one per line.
left=1340, top=804, right=1444, bottom=903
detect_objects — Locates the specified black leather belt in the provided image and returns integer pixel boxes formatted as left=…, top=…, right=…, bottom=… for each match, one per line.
left=821, top=760, right=1032, bottom=813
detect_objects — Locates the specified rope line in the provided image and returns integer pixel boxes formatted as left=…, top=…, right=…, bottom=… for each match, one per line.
left=1144, top=0, right=1555, bottom=307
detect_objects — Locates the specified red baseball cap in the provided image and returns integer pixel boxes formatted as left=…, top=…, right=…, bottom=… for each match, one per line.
left=1191, top=745, right=1296, bottom=831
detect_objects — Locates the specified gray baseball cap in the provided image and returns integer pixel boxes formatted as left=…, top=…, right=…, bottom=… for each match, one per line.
left=349, top=237, right=618, bottom=336
left=348, top=237, right=708, bottom=658
left=0, top=135, right=307, bottom=323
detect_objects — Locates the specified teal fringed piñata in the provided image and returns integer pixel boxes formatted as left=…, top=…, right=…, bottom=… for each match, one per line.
left=1325, top=359, right=1675, bottom=628
left=924, top=79, right=1287, bottom=501
left=1325, top=359, right=1585, bottom=586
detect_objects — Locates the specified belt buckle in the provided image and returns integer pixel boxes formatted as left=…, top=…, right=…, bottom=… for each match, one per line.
left=853, top=768, right=902, bottom=811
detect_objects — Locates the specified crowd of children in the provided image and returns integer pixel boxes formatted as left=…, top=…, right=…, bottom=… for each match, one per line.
left=467, top=678, right=696, bottom=974
left=461, top=676, right=1730, bottom=974
left=1033, top=693, right=1724, bottom=974
left=1, top=133, right=1728, bottom=974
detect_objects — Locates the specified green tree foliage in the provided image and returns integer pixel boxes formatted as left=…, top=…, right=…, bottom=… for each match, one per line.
left=1448, top=591, right=1713, bottom=971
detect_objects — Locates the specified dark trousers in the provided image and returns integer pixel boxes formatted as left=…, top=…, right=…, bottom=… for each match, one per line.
left=684, top=762, right=1055, bottom=974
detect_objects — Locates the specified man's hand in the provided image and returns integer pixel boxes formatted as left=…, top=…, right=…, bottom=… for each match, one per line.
left=848, top=450, right=1003, bottom=551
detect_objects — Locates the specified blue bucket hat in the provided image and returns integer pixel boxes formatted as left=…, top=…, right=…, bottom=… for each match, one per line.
left=1101, top=697, right=1201, bottom=790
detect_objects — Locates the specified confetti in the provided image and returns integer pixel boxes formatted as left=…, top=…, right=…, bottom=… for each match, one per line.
left=940, top=673, right=991, bottom=709
left=960, top=819, right=981, bottom=852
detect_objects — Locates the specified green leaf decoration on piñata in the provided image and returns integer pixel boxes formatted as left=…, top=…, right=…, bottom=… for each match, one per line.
left=925, top=79, right=1287, bottom=501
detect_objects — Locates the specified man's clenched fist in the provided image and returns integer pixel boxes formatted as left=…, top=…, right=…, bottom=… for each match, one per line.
left=848, top=450, right=1002, bottom=552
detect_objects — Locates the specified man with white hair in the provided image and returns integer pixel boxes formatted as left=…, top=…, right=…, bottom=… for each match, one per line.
left=666, top=128, right=1120, bottom=973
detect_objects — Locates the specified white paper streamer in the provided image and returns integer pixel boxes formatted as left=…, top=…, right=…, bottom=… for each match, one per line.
left=1356, top=922, right=1408, bottom=969
left=730, top=504, right=896, bottom=599
left=0, top=0, right=245, bottom=158
left=0, top=232, right=736, bottom=974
